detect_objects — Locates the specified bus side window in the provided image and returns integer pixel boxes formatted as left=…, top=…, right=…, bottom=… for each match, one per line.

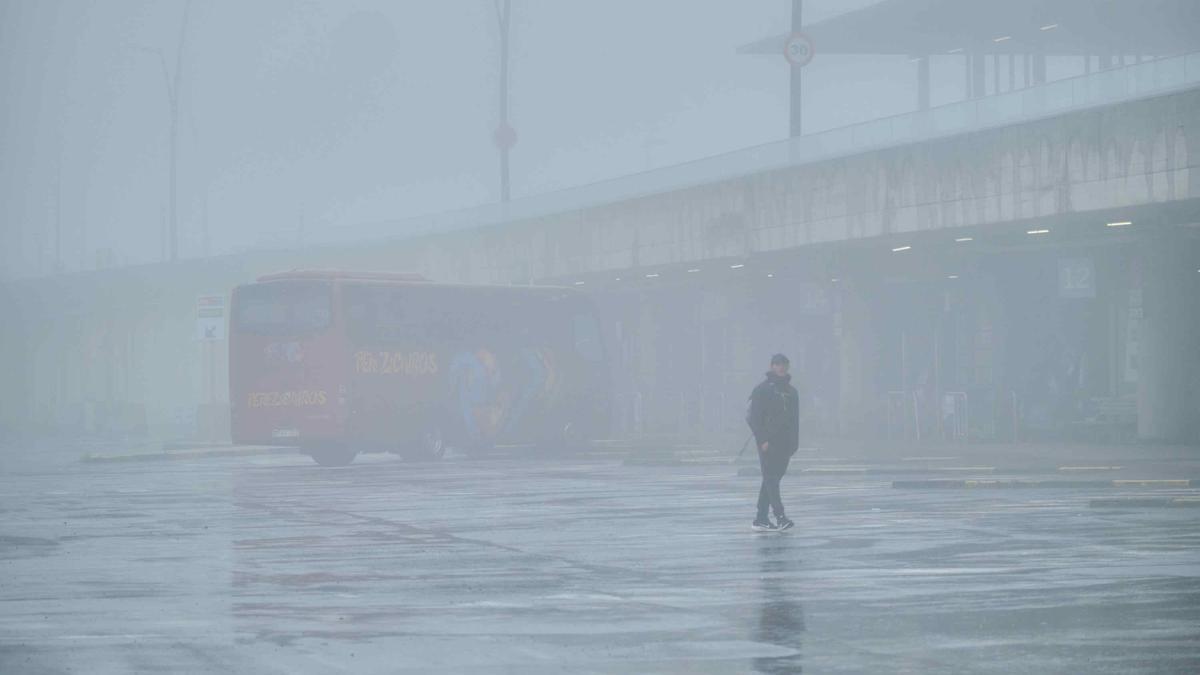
left=344, top=286, right=376, bottom=340
left=375, top=289, right=407, bottom=342
left=345, top=289, right=368, bottom=325
left=295, top=292, right=331, bottom=332
left=573, top=314, right=603, bottom=362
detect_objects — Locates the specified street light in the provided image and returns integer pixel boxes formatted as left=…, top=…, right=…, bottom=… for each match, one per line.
left=135, top=0, right=191, bottom=262
left=492, top=0, right=515, bottom=203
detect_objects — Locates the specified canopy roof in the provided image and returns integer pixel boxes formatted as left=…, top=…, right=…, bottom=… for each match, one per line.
left=738, top=0, right=1200, bottom=57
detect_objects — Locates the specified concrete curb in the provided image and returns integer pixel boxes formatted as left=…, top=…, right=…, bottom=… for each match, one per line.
left=729, top=466, right=1022, bottom=475
left=892, top=479, right=1192, bottom=489
left=1090, top=497, right=1200, bottom=508
left=82, top=445, right=294, bottom=463
left=736, top=466, right=1001, bottom=478
left=796, top=465, right=1124, bottom=475
left=737, top=465, right=1133, bottom=477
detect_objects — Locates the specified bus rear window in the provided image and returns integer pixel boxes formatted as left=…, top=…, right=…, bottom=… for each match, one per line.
left=234, top=281, right=332, bottom=335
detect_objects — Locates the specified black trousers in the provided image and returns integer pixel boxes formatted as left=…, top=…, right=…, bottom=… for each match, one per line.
left=756, top=449, right=792, bottom=521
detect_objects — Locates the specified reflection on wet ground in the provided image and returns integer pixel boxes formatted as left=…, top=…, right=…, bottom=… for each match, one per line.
left=2, top=446, right=1199, bottom=673
left=753, top=536, right=806, bottom=674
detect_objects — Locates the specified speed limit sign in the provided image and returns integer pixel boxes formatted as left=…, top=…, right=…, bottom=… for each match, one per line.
left=783, top=32, right=815, bottom=67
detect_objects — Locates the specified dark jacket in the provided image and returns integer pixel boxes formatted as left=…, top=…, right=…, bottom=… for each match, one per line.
left=747, top=372, right=800, bottom=455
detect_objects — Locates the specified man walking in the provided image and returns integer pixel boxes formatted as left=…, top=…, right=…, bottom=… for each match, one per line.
left=746, top=353, right=800, bottom=531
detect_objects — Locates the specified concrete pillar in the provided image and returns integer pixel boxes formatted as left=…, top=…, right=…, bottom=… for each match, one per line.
left=837, top=282, right=874, bottom=436
left=1137, top=234, right=1194, bottom=441
left=1033, top=51, right=1047, bottom=85
left=917, top=56, right=930, bottom=110
left=971, top=53, right=987, bottom=99
left=963, top=54, right=971, bottom=100
left=636, top=297, right=658, bottom=433
left=974, top=272, right=1010, bottom=440
left=0, top=298, right=30, bottom=435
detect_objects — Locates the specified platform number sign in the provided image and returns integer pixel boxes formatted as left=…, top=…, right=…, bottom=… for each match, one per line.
left=1058, top=258, right=1095, bottom=299
left=783, top=32, right=815, bottom=68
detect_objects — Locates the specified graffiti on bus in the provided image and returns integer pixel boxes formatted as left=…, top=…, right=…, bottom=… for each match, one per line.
left=449, top=347, right=560, bottom=442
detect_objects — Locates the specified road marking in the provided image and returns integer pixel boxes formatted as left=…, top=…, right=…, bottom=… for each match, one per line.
left=53, top=634, right=169, bottom=641
left=82, top=446, right=292, bottom=463
left=897, top=479, right=1105, bottom=489
left=1091, top=496, right=1200, bottom=508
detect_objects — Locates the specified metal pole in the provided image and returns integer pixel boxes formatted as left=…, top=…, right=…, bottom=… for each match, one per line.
left=201, top=193, right=209, bottom=257
left=168, top=67, right=178, bottom=262
left=495, top=0, right=512, bottom=203
left=171, top=1, right=190, bottom=261
left=147, top=1, right=192, bottom=262
left=208, top=341, right=216, bottom=405
left=160, top=205, right=167, bottom=262
left=54, top=159, right=62, bottom=273
left=934, top=321, right=942, bottom=438
left=789, top=0, right=803, bottom=137
left=917, top=56, right=930, bottom=110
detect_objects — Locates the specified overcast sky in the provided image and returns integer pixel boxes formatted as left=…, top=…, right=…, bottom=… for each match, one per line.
left=0, top=0, right=943, bottom=277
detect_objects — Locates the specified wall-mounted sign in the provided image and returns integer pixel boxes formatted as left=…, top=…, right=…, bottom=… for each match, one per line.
left=197, top=294, right=225, bottom=341
left=1058, top=257, right=1095, bottom=299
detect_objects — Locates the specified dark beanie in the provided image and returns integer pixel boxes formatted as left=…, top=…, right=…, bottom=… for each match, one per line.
left=770, top=353, right=790, bottom=366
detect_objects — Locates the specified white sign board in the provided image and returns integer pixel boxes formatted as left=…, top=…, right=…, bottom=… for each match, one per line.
left=783, top=32, right=815, bottom=67
left=795, top=283, right=830, bottom=315
left=197, top=294, right=226, bottom=341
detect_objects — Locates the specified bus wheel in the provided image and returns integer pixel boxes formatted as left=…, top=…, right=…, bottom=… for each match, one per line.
left=308, top=445, right=357, bottom=467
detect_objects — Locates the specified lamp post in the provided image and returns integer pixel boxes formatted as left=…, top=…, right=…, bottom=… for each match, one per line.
left=137, top=0, right=191, bottom=261
left=492, top=0, right=515, bottom=203
left=789, top=0, right=803, bottom=137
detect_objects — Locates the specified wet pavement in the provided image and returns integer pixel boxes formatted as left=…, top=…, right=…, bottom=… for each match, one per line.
left=2, top=442, right=1199, bottom=673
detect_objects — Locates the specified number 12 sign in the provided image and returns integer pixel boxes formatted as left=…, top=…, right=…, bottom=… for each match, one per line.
left=1058, top=258, right=1095, bottom=299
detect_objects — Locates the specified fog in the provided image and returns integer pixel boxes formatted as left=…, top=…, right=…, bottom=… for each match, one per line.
left=2, top=0, right=884, bottom=273
left=1, top=0, right=1199, bottom=672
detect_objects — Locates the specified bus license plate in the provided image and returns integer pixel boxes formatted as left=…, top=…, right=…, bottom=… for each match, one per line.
left=272, top=428, right=300, bottom=439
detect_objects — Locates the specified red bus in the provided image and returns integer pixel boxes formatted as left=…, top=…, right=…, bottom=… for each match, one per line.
left=229, top=270, right=610, bottom=465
